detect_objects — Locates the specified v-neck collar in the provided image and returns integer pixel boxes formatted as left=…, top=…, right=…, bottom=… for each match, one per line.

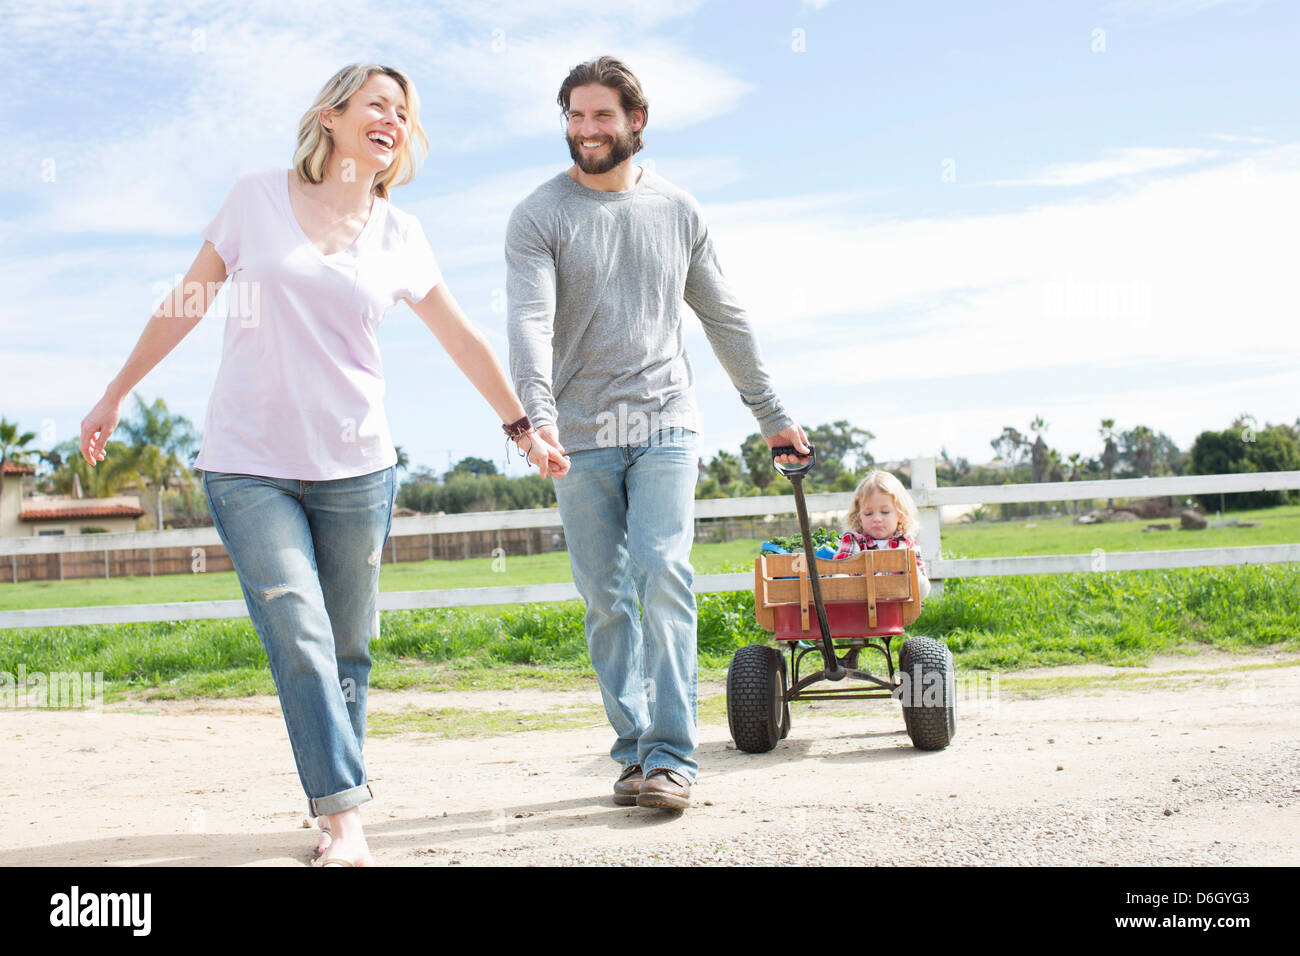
left=282, top=169, right=382, bottom=262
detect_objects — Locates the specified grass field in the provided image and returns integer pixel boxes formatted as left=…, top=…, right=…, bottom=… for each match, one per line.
left=5, top=505, right=1296, bottom=610
left=940, top=503, right=1300, bottom=558
left=0, top=539, right=765, bottom=611
left=1, top=505, right=1296, bottom=703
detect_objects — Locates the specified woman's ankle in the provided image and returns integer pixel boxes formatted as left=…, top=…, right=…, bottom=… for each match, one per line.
left=325, top=807, right=365, bottom=842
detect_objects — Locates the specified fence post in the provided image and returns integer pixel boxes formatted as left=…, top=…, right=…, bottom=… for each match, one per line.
left=911, top=456, right=943, bottom=600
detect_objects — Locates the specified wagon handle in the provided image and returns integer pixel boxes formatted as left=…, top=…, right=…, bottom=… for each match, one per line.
left=773, top=442, right=843, bottom=681
left=770, top=443, right=815, bottom=477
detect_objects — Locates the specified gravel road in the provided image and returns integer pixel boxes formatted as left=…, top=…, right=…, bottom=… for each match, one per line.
left=1, top=649, right=1295, bottom=866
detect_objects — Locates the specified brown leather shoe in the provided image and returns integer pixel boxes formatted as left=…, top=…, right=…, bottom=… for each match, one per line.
left=636, top=768, right=691, bottom=810
left=613, top=763, right=643, bottom=806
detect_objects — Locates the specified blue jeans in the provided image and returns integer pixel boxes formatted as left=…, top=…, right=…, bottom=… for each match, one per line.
left=552, top=427, right=699, bottom=782
left=202, top=465, right=396, bottom=816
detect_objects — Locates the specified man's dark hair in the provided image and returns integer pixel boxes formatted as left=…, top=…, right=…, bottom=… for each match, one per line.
left=557, top=56, right=649, bottom=155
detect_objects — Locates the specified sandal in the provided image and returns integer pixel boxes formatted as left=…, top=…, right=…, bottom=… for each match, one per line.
left=312, top=817, right=332, bottom=860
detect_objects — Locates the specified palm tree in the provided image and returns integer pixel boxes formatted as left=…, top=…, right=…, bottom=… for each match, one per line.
left=50, top=438, right=143, bottom=499
left=708, top=450, right=743, bottom=489
left=1, top=417, right=37, bottom=467
left=1029, top=416, right=1049, bottom=484
left=1046, top=448, right=1064, bottom=483
left=33, top=447, right=64, bottom=493
left=117, top=396, right=199, bottom=530
left=1099, top=419, right=1119, bottom=479
left=1067, top=452, right=1083, bottom=514
left=1099, top=418, right=1119, bottom=508
left=1130, top=424, right=1156, bottom=478
left=740, top=433, right=773, bottom=490
left=2, top=418, right=39, bottom=529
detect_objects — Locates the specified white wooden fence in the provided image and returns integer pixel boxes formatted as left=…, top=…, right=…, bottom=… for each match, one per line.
left=1, top=460, right=1297, bottom=630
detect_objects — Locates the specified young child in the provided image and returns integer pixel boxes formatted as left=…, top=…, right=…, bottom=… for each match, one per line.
left=834, top=470, right=932, bottom=601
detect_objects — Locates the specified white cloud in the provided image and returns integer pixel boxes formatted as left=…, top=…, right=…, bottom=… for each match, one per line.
left=1206, top=132, right=1276, bottom=145
left=702, top=144, right=1300, bottom=366
left=433, top=0, right=703, bottom=31
left=676, top=143, right=1300, bottom=461
left=1, top=0, right=748, bottom=234
left=641, top=155, right=748, bottom=195
left=988, top=147, right=1221, bottom=187
left=423, top=31, right=752, bottom=149
left=1099, top=0, right=1275, bottom=19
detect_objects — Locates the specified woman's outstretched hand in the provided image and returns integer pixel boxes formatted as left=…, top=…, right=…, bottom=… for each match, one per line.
left=80, top=393, right=124, bottom=466
left=522, top=424, right=570, bottom=479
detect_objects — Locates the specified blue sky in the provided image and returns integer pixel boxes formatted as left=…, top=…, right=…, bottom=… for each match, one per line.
left=2, top=0, right=1297, bottom=479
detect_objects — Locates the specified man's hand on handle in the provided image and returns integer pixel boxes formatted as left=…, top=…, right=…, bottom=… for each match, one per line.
left=766, top=423, right=812, bottom=466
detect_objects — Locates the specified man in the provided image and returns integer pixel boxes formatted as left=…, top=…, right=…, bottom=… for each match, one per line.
left=506, top=56, right=809, bottom=811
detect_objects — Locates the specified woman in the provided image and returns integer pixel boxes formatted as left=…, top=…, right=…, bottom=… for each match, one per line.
left=79, top=64, right=568, bottom=867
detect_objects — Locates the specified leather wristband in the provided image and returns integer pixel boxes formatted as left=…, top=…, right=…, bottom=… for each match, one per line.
left=504, top=415, right=535, bottom=461
left=503, top=415, right=533, bottom=440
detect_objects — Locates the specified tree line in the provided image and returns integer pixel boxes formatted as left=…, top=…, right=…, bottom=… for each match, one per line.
left=3, top=406, right=1296, bottom=527
left=940, top=413, right=1299, bottom=513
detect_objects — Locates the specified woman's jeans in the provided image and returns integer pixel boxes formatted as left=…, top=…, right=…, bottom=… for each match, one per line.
left=551, top=427, right=699, bottom=782
left=202, top=465, right=396, bottom=816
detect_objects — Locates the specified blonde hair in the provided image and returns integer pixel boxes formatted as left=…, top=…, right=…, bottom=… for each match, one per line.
left=847, top=470, right=919, bottom=537
left=293, top=64, right=428, bottom=199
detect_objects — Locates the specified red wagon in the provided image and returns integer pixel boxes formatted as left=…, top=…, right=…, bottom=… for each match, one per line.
left=725, top=447, right=957, bottom=753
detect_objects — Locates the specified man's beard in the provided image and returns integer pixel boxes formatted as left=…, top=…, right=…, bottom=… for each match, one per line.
left=566, top=127, right=636, bottom=175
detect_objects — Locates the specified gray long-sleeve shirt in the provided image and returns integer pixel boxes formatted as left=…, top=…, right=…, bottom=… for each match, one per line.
left=506, top=168, right=793, bottom=452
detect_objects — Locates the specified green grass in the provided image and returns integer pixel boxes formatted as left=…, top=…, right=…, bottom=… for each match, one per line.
left=1, top=507, right=1296, bottom=705
left=3, top=565, right=1296, bottom=705
left=0, top=590, right=768, bottom=702
left=941, top=503, right=1300, bottom=558
left=921, top=563, right=1300, bottom=669
left=6, top=507, right=1294, bottom=611
left=0, top=539, right=765, bottom=611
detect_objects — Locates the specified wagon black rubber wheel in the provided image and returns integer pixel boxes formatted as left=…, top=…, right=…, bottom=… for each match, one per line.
left=897, top=636, right=957, bottom=751
left=727, top=644, right=788, bottom=753
left=778, top=650, right=792, bottom=740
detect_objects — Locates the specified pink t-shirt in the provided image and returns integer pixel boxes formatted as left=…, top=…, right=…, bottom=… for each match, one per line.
left=193, top=168, right=441, bottom=481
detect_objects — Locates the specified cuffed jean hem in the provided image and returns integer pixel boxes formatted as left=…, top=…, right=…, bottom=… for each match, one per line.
left=310, top=782, right=374, bottom=818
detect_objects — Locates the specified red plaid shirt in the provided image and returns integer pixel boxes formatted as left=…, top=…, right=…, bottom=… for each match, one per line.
left=833, top=530, right=927, bottom=576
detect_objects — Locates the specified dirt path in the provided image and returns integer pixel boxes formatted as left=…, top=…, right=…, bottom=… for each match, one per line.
left=1, top=650, right=1296, bottom=866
